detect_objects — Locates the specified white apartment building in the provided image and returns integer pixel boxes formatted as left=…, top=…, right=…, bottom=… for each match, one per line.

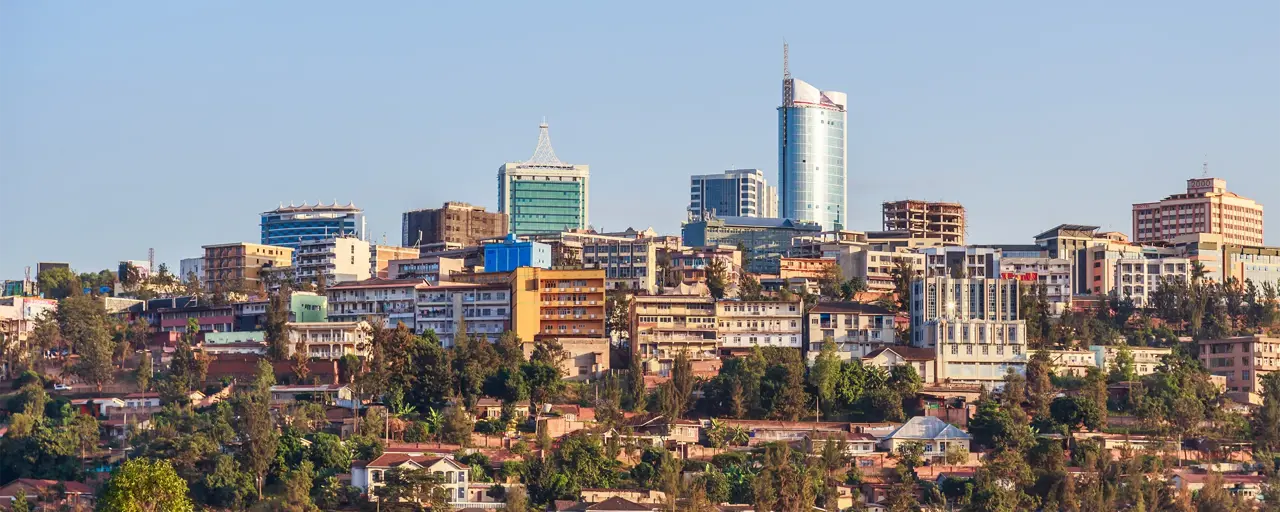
left=998, top=257, right=1072, bottom=315
left=294, top=236, right=372, bottom=286
left=179, top=257, right=204, bottom=283
left=580, top=235, right=657, bottom=292
left=1090, top=344, right=1171, bottom=377
left=715, top=299, right=804, bottom=354
left=806, top=302, right=898, bottom=363
left=415, top=282, right=511, bottom=347
left=1046, top=349, right=1097, bottom=377
left=1114, top=257, right=1189, bottom=307
left=287, top=320, right=372, bottom=359
left=921, top=246, right=1003, bottom=279
left=910, top=277, right=1027, bottom=387
left=326, top=278, right=424, bottom=330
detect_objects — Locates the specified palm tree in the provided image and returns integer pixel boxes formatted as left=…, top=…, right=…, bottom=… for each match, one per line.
left=423, top=408, right=444, bottom=442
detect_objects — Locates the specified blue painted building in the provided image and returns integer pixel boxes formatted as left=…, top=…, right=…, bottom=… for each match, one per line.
left=260, top=202, right=365, bottom=252
left=484, top=234, right=552, bottom=273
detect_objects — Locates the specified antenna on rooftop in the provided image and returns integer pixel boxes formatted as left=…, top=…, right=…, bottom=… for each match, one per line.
left=783, top=41, right=790, bottom=80
left=1202, top=156, right=1209, bottom=177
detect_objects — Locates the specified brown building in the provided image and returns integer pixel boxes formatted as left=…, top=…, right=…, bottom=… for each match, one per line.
left=1199, top=335, right=1279, bottom=395
left=1133, top=177, right=1264, bottom=246
left=202, top=242, right=293, bottom=293
left=881, top=199, right=966, bottom=246
left=630, top=295, right=718, bottom=370
left=401, top=202, right=508, bottom=249
left=369, top=244, right=420, bottom=279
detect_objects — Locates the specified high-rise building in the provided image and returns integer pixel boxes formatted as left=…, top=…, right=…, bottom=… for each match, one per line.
left=201, top=242, right=294, bottom=293
left=1132, top=177, right=1264, bottom=246
left=688, top=169, right=777, bottom=219
left=401, top=202, right=508, bottom=250
left=498, top=123, right=589, bottom=236
left=910, top=276, right=1027, bottom=387
left=778, top=48, right=847, bottom=231
left=294, top=236, right=372, bottom=286
left=881, top=200, right=966, bottom=246
left=260, top=202, right=365, bottom=252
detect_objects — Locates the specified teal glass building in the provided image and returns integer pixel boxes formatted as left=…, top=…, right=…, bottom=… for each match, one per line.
left=498, top=123, right=590, bottom=236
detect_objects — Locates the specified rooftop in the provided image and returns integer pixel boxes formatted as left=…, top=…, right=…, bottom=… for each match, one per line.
left=810, top=302, right=894, bottom=315
left=263, top=201, right=361, bottom=214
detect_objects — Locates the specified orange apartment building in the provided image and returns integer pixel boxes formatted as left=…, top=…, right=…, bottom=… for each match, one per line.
left=202, top=242, right=294, bottom=293
left=1132, top=177, right=1264, bottom=246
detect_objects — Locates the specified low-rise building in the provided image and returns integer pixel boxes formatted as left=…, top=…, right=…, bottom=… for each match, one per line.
left=631, top=295, right=718, bottom=370
left=878, top=416, right=971, bottom=458
left=681, top=216, right=824, bottom=273
left=414, top=281, right=511, bottom=347
left=911, top=277, right=1026, bottom=387
left=806, top=302, right=897, bottom=362
left=1198, top=335, right=1280, bottom=394
left=715, top=299, right=804, bottom=355
left=580, top=234, right=658, bottom=292
left=484, top=234, right=552, bottom=273
left=369, top=244, right=420, bottom=279
left=155, top=304, right=235, bottom=333
left=352, top=454, right=470, bottom=505
left=1045, top=349, right=1097, bottom=377
left=998, top=257, right=1072, bottom=315
left=270, top=384, right=355, bottom=408
left=326, top=278, right=425, bottom=330
left=386, top=255, right=466, bottom=282
left=862, top=347, right=938, bottom=384
left=287, top=321, right=372, bottom=359
left=1089, top=344, right=1172, bottom=377
left=668, top=246, right=742, bottom=290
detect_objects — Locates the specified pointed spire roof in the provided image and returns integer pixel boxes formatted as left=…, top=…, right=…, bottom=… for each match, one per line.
left=525, top=122, right=564, bottom=165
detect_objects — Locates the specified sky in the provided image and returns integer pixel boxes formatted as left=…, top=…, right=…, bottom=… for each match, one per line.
left=2, top=1, right=1278, bottom=277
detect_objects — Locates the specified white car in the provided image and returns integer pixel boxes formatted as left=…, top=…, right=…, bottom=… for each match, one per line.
left=53, top=383, right=72, bottom=391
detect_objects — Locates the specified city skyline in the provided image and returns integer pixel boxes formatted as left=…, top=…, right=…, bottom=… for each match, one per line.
left=2, top=2, right=1278, bottom=274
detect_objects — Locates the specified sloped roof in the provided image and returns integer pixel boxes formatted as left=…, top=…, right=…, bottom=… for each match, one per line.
left=810, top=302, right=894, bottom=315
left=863, top=346, right=936, bottom=361
left=882, top=416, right=971, bottom=441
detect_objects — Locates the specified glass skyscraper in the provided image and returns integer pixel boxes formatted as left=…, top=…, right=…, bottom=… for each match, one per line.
left=778, top=75, right=847, bottom=231
left=260, top=202, right=365, bottom=251
left=498, top=123, right=590, bottom=236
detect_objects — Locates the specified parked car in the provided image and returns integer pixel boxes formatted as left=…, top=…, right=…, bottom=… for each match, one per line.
left=53, top=383, right=72, bottom=391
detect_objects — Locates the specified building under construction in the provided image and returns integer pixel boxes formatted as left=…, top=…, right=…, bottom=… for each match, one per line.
left=881, top=200, right=966, bottom=246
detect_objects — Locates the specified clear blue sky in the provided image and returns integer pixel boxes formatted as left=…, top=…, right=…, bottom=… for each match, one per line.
left=3, top=1, right=1278, bottom=276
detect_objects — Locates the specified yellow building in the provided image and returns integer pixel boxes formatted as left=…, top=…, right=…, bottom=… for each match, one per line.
left=630, top=295, right=718, bottom=366
left=202, top=242, right=293, bottom=293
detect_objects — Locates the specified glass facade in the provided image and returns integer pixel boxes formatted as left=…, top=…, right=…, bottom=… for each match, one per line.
left=778, top=79, right=847, bottom=231
left=506, top=179, right=585, bottom=235
left=260, top=208, right=364, bottom=252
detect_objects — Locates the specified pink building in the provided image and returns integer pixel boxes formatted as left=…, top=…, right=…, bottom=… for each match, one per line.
left=1132, top=177, right=1263, bottom=245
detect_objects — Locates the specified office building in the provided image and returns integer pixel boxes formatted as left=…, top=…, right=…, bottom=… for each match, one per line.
left=415, top=282, right=511, bottom=347
left=201, top=242, right=293, bottom=293
left=401, top=202, right=508, bottom=250
left=498, top=123, right=590, bottom=235
left=630, top=295, right=718, bottom=367
left=910, top=276, right=1026, bottom=387
left=681, top=216, right=823, bottom=273
left=921, top=246, right=1003, bottom=279
left=1133, top=177, right=1264, bottom=246
left=715, top=299, right=804, bottom=355
left=1114, top=257, right=1189, bottom=307
left=778, top=51, right=847, bottom=231
left=260, top=202, right=365, bottom=252
left=688, top=169, right=777, bottom=219
left=369, top=245, right=420, bottom=279
left=484, top=234, right=553, bottom=273
left=881, top=200, right=966, bottom=246
left=1199, top=335, right=1279, bottom=395
left=326, top=278, right=425, bottom=330
left=294, top=236, right=372, bottom=287
left=998, top=257, right=1072, bottom=315
left=806, top=302, right=897, bottom=363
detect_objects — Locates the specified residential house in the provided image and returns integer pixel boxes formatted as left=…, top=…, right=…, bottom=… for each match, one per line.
left=861, top=347, right=938, bottom=384
left=352, top=454, right=470, bottom=504
left=0, top=479, right=95, bottom=509
left=1046, top=349, right=1097, bottom=377
left=878, top=416, right=971, bottom=458
left=806, top=302, right=897, bottom=363
left=715, top=299, right=803, bottom=355
left=287, top=320, right=372, bottom=359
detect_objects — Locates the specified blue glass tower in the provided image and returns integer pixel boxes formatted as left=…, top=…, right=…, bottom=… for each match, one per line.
left=260, top=202, right=365, bottom=251
left=778, top=66, right=847, bottom=231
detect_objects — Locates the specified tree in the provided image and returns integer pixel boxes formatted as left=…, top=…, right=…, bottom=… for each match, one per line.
left=817, top=262, right=844, bottom=299
left=523, top=338, right=566, bottom=412
left=889, top=258, right=916, bottom=312
left=504, top=485, right=529, bottom=512
left=605, top=291, right=632, bottom=339
left=1050, top=396, right=1104, bottom=432
left=236, top=359, right=278, bottom=498
left=265, top=284, right=293, bottom=361
left=375, top=467, right=453, bottom=510
left=98, top=458, right=195, bottom=512
left=706, top=257, right=729, bottom=299
left=135, top=351, right=153, bottom=391
left=1254, top=372, right=1280, bottom=453
left=1109, top=343, right=1137, bottom=383
left=58, top=294, right=115, bottom=390
left=670, top=350, right=695, bottom=418
left=1025, top=349, right=1053, bottom=418
left=809, top=340, right=841, bottom=418
left=738, top=273, right=763, bottom=301
left=10, top=490, right=29, bottom=512
left=290, top=342, right=311, bottom=383
left=37, top=267, right=79, bottom=300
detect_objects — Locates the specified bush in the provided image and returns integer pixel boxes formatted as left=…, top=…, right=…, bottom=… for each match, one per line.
left=403, top=421, right=432, bottom=443
left=475, top=419, right=507, bottom=435
left=14, top=371, right=43, bottom=390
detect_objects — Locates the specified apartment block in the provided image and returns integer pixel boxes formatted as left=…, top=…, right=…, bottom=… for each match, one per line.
left=325, top=278, right=424, bottom=330
left=369, top=245, right=420, bottom=279
left=630, top=295, right=718, bottom=367
left=580, top=235, right=657, bottom=292
left=669, top=246, right=743, bottom=289
left=998, top=257, right=1072, bottom=315
left=806, top=302, right=897, bottom=363
left=179, top=257, right=204, bottom=284
left=201, top=242, right=294, bottom=293
left=1089, top=344, right=1171, bottom=377
left=1114, top=257, right=1189, bottom=307
left=287, top=321, right=372, bottom=359
left=415, top=282, right=511, bottom=348
left=401, top=202, right=508, bottom=250
left=1198, top=336, right=1279, bottom=394
left=387, top=256, right=466, bottom=283
left=881, top=200, right=966, bottom=246
left=506, top=268, right=606, bottom=342
left=715, top=299, right=804, bottom=355
left=1133, top=177, right=1264, bottom=246
left=921, top=246, right=1002, bottom=279
left=294, top=236, right=372, bottom=287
